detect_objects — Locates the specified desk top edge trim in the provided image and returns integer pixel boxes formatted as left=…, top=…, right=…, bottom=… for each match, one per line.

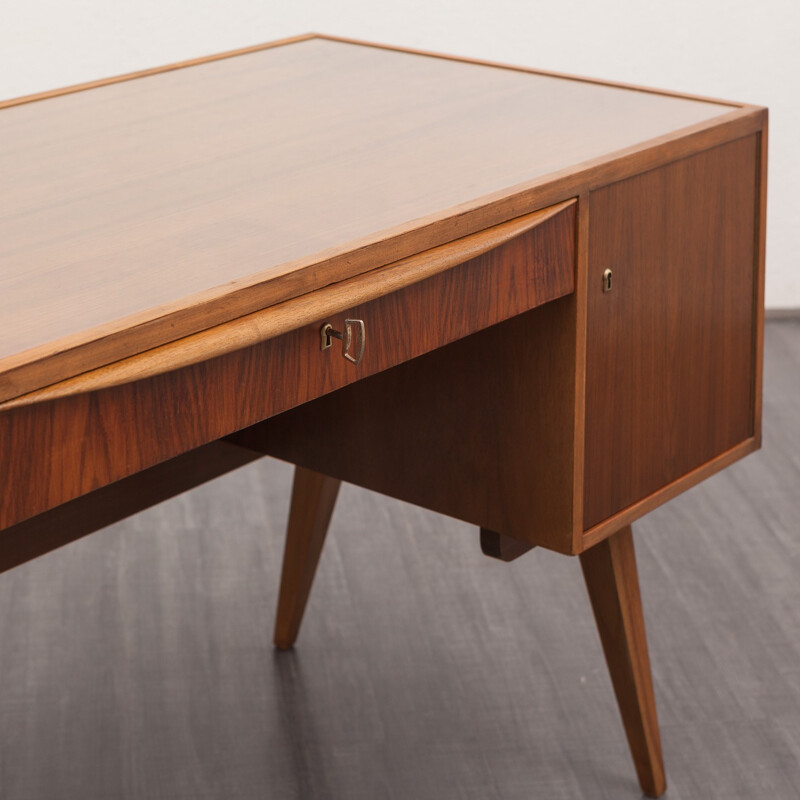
left=316, top=34, right=752, bottom=111
left=0, top=33, right=318, bottom=110
left=0, top=32, right=753, bottom=113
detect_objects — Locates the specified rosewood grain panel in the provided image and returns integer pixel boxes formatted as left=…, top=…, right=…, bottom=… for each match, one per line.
left=0, top=203, right=573, bottom=531
left=583, top=136, right=759, bottom=530
left=0, top=36, right=746, bottom=402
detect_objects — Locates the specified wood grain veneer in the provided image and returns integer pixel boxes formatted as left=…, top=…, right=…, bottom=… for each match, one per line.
left=0, top=202, right=571, bottom=409
left=0, top=201, right=574, bottom=531
left=580, top=525, right=666, bottom=797
left=273, top=466, right=341, bottom=650
left=582, top=136, right=759, bottom=530
left=753, top=121, right=769, bottom=447
left=0, top=440, right=263, bottom=575
left=234, top=291, right=581, bottom=554
left=0, top=35, right=760, bottom=404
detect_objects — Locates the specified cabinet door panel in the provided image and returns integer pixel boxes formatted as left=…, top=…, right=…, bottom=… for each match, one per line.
left=583, top=136, right=758, bottom=530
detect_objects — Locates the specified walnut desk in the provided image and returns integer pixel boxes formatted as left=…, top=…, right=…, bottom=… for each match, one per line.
left=0, top=34, right=767, bottom=797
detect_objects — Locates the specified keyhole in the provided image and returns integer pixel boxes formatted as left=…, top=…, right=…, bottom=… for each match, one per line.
left=602, top=268, right=613, bottom=293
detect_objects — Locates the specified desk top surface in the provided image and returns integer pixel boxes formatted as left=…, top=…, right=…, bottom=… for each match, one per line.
left=0, top=34, right=749, bottom=402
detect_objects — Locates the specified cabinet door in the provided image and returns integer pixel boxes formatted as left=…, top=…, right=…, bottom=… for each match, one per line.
left=584, top=136, right=759, bottom=530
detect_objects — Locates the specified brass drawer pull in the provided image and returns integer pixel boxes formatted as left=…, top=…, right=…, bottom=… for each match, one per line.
left=320, top=319, right=366, bottom=366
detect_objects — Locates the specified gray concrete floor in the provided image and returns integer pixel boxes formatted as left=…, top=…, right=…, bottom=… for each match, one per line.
left=0, top=320, right=798, bottom=799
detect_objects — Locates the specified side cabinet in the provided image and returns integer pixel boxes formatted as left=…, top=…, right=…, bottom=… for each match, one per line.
left=583, top=136, right=760, bottom=531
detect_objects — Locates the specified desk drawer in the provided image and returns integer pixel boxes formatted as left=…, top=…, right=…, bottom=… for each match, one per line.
left=0, top=199, right=575, bottom=530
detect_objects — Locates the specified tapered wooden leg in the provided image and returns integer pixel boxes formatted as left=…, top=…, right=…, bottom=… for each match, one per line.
left=274, top=466, right=341, bottom=650
left=579, top=525, right=666, bottom=798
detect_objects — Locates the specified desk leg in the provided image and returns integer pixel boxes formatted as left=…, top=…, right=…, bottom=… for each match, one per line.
left=274, top=466, right=340, bottom=650
left=579, top=525, right=666, bottom=798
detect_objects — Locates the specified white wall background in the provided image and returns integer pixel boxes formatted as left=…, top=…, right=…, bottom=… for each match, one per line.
left=1, top=0, right=797, bottom=308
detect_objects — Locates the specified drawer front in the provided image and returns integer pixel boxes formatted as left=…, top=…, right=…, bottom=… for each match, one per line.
left=0, top=200, right=575, bottom=530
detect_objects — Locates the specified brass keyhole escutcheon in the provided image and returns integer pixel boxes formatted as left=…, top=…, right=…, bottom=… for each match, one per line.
left=320, top=319, right=366, bottom=366
left=602, top=268, right=613, bottom=293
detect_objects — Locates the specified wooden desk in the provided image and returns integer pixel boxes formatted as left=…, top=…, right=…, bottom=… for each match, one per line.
left=0, top=34, right=766, bottom=797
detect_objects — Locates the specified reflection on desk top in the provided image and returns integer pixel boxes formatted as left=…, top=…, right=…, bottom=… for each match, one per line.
left=0, top=34, right=760, bottom=403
